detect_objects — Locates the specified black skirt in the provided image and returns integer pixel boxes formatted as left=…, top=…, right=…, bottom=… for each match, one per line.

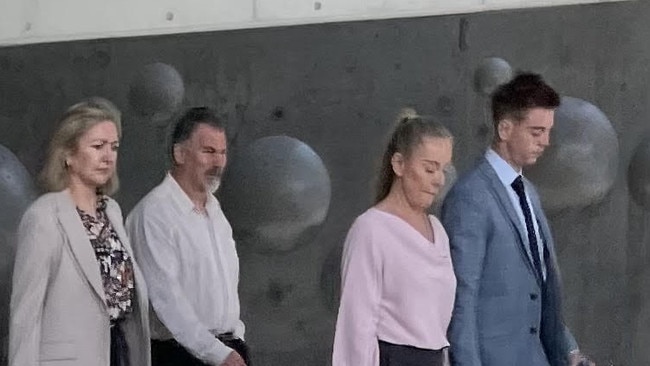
left=111, top=320, right=130, bottom=366
left=378, top=340, right=443, bottom=366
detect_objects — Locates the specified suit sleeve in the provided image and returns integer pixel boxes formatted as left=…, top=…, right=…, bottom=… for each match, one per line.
left=441, top=191, right=488, bottom=366
left=9, top=206, right=62, bottom=366
left=547, top=243, right=579, bottom=360
left=528, top=183, right=579, bottom=363
left=332, top=219, right=382, bottom=366
left=562, top=325, right=578, bottom=356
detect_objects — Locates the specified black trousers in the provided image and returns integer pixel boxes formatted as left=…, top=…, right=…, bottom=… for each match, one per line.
left=110, top=321, right=130, bottom=366
left=152, top=337, right=251, bottom=366
left=378, top=340, right=444, bottom=366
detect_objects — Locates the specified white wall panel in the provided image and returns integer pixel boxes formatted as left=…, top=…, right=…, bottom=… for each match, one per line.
left=0, top=0, right=631, bottom=46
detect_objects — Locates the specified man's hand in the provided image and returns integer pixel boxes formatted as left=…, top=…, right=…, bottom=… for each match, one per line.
left=569, top=351, right=595, bottom=366
left=220, top=351, right=246, bottom=366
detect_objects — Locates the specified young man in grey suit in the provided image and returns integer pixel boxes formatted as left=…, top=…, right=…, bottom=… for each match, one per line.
left=441, top=73, right=594, bottom=366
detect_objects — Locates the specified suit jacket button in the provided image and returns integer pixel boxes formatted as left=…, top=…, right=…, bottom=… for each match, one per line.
left=530, top=293, right=538, bottom=300
left=530, top=327, right=538, bottom=334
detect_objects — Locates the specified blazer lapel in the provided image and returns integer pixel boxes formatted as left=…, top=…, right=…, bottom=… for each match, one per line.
left=529, top=183, right=561, bottom=278
left=478, top=159, right=543, bottom=285
left=529, top=186, right=553, bottom=253
left=55, top=190, right=107, bottom=307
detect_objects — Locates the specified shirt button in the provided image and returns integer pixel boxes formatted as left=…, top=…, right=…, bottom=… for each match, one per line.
left=530, top=327, right=538, bottom=334
left=530, top=293, right=538, bottom=300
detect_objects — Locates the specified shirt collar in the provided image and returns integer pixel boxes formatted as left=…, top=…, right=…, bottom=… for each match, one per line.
left=163, top=173, right=220, bottom=215
left=485, top=148, right=522, bottom=187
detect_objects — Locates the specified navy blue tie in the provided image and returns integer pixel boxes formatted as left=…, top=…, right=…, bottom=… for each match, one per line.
left=511, top=176, right=543, bottom=281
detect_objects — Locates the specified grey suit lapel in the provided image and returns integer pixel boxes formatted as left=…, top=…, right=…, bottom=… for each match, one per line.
left=478, top=160, right=543, bottom=285
left=529, top=186, right=552, bottom=251
left=55, top=190, right=107, bottom=307
left=529, top=183, right=560, bottom=275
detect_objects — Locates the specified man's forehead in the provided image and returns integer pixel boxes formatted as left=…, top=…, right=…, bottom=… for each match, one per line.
left=520, top=108, right=554, bottom=125
left=191, top=124, right=226, bottom=141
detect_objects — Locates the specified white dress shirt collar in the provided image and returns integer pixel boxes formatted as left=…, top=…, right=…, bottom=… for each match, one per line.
left=164, top=173, right=218, bottom=214
left=485, top=148, right=522, bottom=187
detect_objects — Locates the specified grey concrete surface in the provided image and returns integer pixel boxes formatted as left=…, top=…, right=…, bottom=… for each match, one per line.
left=0, top=1, right=648, bottom=364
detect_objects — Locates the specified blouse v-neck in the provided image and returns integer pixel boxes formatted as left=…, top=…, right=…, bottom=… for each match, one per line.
left=370, top=207, right=437, bottom=245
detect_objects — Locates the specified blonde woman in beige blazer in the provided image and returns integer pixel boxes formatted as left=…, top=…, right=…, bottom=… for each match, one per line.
left=9, top=98, right=150, bottom=366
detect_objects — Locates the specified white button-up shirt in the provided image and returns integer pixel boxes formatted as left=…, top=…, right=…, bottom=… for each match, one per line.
left=485, top=149, right=547, bottom=280
left=126, top=173, right=245, bottom=365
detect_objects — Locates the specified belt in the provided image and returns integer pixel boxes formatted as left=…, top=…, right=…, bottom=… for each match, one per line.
left=153, top=332, right=240, bottom=345
left=153, top=331, right=240, bottom=343
left=215, top=332, right=238, bottom=342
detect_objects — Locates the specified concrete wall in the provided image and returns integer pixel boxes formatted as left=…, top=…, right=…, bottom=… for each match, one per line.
left=0, top=0, right=627, bottom=46
left=0, top=0, right=648, bottom=364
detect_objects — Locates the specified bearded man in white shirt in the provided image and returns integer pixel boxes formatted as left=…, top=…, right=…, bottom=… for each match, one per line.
left=126, top=107, right=248, bottom=366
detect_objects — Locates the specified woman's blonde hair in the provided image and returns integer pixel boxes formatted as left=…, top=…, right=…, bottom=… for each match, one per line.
left=375, top=108, right=453, bottom=204
left=40, top=97, right=122, bottom=195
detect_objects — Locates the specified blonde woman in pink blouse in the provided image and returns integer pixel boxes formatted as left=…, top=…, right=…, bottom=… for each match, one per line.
left=332, top=110, right=456, bottom=366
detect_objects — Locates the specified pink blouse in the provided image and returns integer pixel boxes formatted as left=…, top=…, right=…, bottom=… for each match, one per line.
left=332, top=208, right=456, bottom=366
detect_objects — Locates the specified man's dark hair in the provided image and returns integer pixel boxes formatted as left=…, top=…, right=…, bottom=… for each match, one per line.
left=491, top=72, right=560, bottom=126
left=169, top=107, right=225, bottom=164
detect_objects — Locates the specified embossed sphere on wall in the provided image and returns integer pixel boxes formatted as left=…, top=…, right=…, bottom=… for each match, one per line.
left=526, top=97, right=619, bottom=211
left=473, top=57, right=513, bottom=95
left=628, top=138, right=650, bottom=209
left=0, top=144, right=37, bottom=231
left=220, top=136, right=331, bottom=253
left=128, top=62, right=185, bottom=122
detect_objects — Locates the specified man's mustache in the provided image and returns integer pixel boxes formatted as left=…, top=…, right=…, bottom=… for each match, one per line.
left=207, top=168, right=224, bottom=177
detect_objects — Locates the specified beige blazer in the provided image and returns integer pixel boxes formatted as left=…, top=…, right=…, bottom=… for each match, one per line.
left=9, top=190, right=151, bottom=366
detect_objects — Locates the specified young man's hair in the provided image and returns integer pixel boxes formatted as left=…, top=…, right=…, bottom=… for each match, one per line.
left=491, top=72, right=560, bottom=125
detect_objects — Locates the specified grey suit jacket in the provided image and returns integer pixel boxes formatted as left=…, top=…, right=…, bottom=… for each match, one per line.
left=9, top=190, right=151, bottom=366
left=441, top=158, right=577, bottom=366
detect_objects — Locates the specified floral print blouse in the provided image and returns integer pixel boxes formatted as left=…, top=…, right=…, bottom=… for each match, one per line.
left=77, top=196, right=135, bottom=322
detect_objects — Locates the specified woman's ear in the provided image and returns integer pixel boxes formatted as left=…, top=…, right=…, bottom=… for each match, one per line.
left=391, top=152, right=405, bottom=177
left=63, top=150, right=73, bottom=169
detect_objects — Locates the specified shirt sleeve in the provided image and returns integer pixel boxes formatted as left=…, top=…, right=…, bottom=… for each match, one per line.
left=332, top=218, right=382, bottom=366
left=441, top=193, right=488, bottom=366
left=126, top=209, right=233, bottom=366
left=9, top=206, right=62, bottom=366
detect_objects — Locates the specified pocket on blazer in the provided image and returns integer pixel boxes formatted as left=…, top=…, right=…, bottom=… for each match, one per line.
left=40, top=341, right=77, bottom=361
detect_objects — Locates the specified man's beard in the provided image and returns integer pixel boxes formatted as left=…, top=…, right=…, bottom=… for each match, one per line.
left=206, top=168, right=223, bottom=194
left=208, top=177, right=221, bottom=194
